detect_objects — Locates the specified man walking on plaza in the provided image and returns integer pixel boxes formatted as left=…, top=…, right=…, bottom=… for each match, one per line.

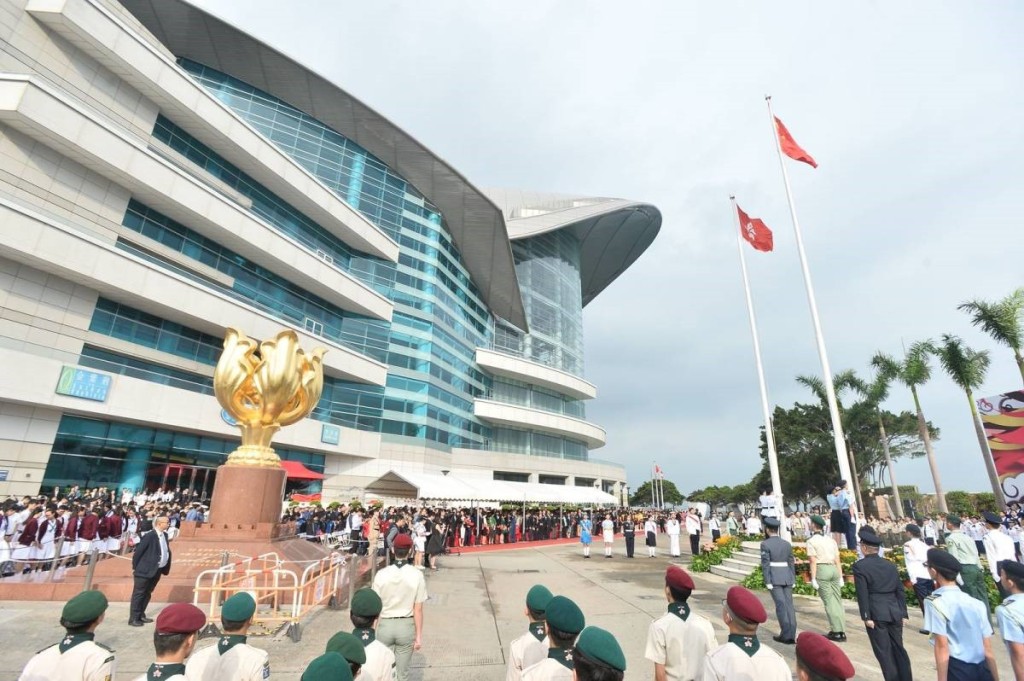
left=853, top=526, right=912, bottom=681
left=129, top=514, right=171, bottom=627
left=807, top=514, right=845, bottom=641
left=645, top=565, right=716, bottom=681
left=701, top=585, right=790, bottom=681
left=944, top=514, right=990, bottom=609
left=997, top=560, right=1024, bottom=680
left=372, top=533, right=427, bottom=681
left=905, top=523, right=934, bottom=613
left=760, top=516, right=797, bottom=644
left=984, top=511, right=1017, bottom=599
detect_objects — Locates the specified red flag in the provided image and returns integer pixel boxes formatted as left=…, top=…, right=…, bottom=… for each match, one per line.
left=774, top=116, right=818, bottom=168
left=736, top=205, right=774, bottom=252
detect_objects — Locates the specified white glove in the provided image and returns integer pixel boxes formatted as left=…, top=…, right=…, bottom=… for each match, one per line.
left=811, top=579, right=819, bottom=590
left=766, top=583, right=773, bottom=590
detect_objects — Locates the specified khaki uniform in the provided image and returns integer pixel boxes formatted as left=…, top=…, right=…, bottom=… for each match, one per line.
left=373, top=562, right=428, bottom=681
left=700, top=637, right=791, bottom=681
left=945, top=530, right=989, bottom=608
left=806, top=532, right=845, bottom=634
left=186, top=636, right=270, bottom=681
left=506, top=625, right=548, bottom=681
left=522, top=652, right=574, bottom=681
left=363, top=638, right=397, bottom=681
left=18, top=635, right=116, bottom=681
left=133, top=662, right=188, bottom=681
left=644, top=608, right=717, bottom=681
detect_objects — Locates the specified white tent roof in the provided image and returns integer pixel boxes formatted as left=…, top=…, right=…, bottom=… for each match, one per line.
left=364, top=470, right=618, bottom=505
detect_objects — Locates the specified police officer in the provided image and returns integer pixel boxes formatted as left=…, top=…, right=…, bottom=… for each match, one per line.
left=923, top=548, right=999, bottom=681
left=18, top=590, right=116, bottom=680
left=186, top=592, right=270, bottom=680
left=945, top=514, right=989, bottom=609
left=372, top=533, right=427, bottom=681
left=136, top=603, right=207, bottom=681
left=301, top=653, right=353, bottom=681
left=622, top=515, right=636, bottom=558
left=997, top=560, right=1024, bottom=679
left=794, top=632, right=856, bottom=681
left=645, top=565, right=716, bottom=681
left=573, top=626, right=626, bottom=681
left=522, top=595, right=585, bottom=681
left=760, top=516, right=797, bottom=644
left=507, top=585, right=553, bottom=681
left=349, top=588, right=396, bottom=681
left=326, top=631, right=366, bottom=679
left=852, top=526, right=912, bottom=681
left=701, top=585, right=790, bottom=681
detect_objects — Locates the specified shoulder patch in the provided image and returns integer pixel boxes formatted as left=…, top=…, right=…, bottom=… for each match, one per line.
left=96, top=642, right=115, bottom=652
left=926, top=594, right=940, bottom=601
left=102, top=655, right=115, bottom=664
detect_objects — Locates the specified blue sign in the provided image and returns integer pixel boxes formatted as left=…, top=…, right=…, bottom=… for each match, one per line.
left=55, top=367, right=111, bottom=402
left=321, top=424, right=340, bottom=445
left=0, top=470, right=7, bottom=482
left=220, top=409, right=239, bottom=427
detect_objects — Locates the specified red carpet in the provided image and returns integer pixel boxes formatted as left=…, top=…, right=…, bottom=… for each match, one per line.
left=448, top=536, right=602, bottom=554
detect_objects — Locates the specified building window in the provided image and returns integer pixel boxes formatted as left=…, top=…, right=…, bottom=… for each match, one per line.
left=538, top=475, right=566, bottom=486
left=493, top=471, right=529, bottom=483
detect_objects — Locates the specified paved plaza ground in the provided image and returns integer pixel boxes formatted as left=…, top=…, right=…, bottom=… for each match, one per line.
left=1, top=540, right=1015, bottom=679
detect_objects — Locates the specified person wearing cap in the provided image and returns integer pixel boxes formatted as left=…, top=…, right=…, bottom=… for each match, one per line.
left=185, top=592, right=270, bottom=681
left=372, top=532, right=427, bottom=681
left=795, top=632, right=855, bottom=681
left=574, top=626, right=625, bottom=681
left=945, top=514, right=989, bottom=610
left=135, top=603, right=207, bottom=681
left=852, top=525, right=912, bottom=681
left=522, top=595, right=585, bottom=681
left=923, top=548, right=999, bottom=681
left=645, top=514, right=659, bottom=558
left=622, top=514, right=636, bottom=558
left=645, top=565, right=716, bottom=681
left=326, top=631, right=366, bottom=679
left=701, top=585, right=789, bottom=680
left=983, top=511, right=1017, bottom=599
left=350, top=587, right=396, bottom=681
left=904, top=522, right=934, bottom=614
left=302, top=652, right=353, bottom=681
left=129, top=515, right=172, bottom=626
left=806, top=514, right=845, bottom=642
left=760, top=516, right=797, bottom=644
left=508, top=585, right=554, bottom=681
left=997, top=559, right=1024, bottom=679
left=18, top=590, right=116, bottom=681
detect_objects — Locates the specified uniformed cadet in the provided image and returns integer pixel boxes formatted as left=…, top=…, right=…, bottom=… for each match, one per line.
left=806, top=514, right=846, bottom=642
left=984, top=511, right=1017, bottom=599
left=372, top=533, right=427, bottom=681
left=186, top=592, right=270, bottom=681
left=645, top=565, right=716, bottom=681
left=700, top=585, right=790, bottom=681
left=623, top=516, right=636, bottom=558
left=350, top=588, right=397, bottom=681
left=326, top=631, right=367, bottom=678
left=905, top=522, right=934, bottom=613
left=573, top=626, right=626, bottom=681
left=302, top=652, right=353, bottom=681
left=135, top=603, right=207, bottom=681
left=997, top=560, right=1024, bottom=680
left=923, top=548, right=999, bottom=681
left=760, top=516, right=797, bottom=644
left=852, top=526, right=912, bottom=681
left=522, top=595, right=585, bottom=681
left=945, top=514, right=990, bottom=610
left=507, top=584, right=554, bottom=681
left=794, top=631, right=855, bottom=681
left=18, top=589, right=116, bottom=681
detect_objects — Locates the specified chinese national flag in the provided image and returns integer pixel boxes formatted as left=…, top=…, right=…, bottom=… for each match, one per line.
left=737, top=205, right=774, bottom=252
left=774, top=116, right=818, bottom=168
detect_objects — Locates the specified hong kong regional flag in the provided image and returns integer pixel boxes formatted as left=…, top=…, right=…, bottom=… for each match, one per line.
left=736, top=205, right=774, bottom=252
left=774, top=116, right=818, bottom=168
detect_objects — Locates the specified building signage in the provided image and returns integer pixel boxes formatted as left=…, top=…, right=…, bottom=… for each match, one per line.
left=55, top=367, right=111, bottom=402
left=0, top=469, right=7, bottom=482
left=321, top=424, right=340, bottom=445
left=220, top=409, right=239, bottom=427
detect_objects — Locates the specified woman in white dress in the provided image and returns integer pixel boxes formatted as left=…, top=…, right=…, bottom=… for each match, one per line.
left=35, top=507, right=59, bottom=564
left=125, top=509, right=140, bottom=551
left=666, top=513, right=681, bottom=557
left=413, top=518, right=427, bottom=568
left=601, top=513, right=615, bottom=558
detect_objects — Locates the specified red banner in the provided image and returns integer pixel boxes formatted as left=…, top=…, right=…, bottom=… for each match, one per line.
left=977, top=390, right=1024, bottom=501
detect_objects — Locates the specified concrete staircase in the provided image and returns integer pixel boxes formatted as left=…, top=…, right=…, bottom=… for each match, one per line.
left=709, top=541, right=761, bottom=581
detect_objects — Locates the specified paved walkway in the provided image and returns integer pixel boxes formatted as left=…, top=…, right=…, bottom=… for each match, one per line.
left=1, top=542, right=1015, bottom=679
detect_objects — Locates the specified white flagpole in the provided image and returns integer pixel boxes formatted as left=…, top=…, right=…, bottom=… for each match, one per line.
left=731, top=196, right=788, bottom=540
left=650, top=463, right=657, bottom=508
left=765, top=96, right=856, bottom=517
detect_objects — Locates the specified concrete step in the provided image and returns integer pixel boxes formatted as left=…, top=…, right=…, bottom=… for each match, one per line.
left=722, top=557, right=758, bottom=572
left=710, top=563, right=751, bottom=581
left=740, top=541, right=762, bottom=552
left=732, top=551, right=761, bottom=564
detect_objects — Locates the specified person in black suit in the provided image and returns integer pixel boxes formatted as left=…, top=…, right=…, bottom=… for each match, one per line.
left=129, top=515, right=171, bottom=626
left=852, top=526, right=913, bottom=681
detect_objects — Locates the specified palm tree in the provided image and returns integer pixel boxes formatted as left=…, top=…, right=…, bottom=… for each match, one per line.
left=933, top=334, right=1004, bottom=509
left=958, top=288, right=1024, bottom=384
left=850, top=369, right=905, bottom=517
left=872, top=342, right=946, bottom=512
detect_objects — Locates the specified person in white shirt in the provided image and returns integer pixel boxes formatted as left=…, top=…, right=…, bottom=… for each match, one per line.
left=372, top=534, right=427, bottom=681
left=645, top=516, right=658, bottom=557
left=709, top=515, right=721, bottom=542
left=923, top=518, right=937, bottom=546
left=744, top=514, right=762, bottom=537
left=903, top=523, right=932, bottom=613
left=601, top=514, right=615, bottom=558
left=185, top=592, right=270, bottom=681
left=983, top=510, right=1018, bottom=599
left=665, top=514, right=681, bottom=558
left=685, top=510, right=702, bottom=556
left=645, top=565, right=716, bottom=681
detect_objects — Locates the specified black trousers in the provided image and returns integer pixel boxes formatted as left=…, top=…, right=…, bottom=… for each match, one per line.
left=689, top=533, right=700, bottom=555
left=130, top=573, right=161, bottom=621
left=948, top=657, right=993, bottom=681
left=914, top=577, right=935, bottom=614
left=866, top=620, right=913, bottom=681
left=712, top=530, right=721, bottom=541
left=624, top=533, right=634, bottom=557
left=842, top=509, right=857, bottom=551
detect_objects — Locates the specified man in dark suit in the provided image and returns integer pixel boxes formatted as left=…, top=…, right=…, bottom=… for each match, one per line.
left=129, top=515, right=171, bottom=626
left=852, top=526, right=912, bottom=681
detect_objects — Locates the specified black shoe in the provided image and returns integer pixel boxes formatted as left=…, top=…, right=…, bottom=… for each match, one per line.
left=826, top=632, right=844, bottom=642
left=140, top=616, right=153, bottom=623
left=772, top=635, right=796, bottom=644
left=128, top=620, right=144, bottom=627
left=919, top=628, right=930, bottom=635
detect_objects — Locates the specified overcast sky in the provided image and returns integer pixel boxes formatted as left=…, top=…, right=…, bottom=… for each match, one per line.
left=193, top=1, right=1024, bottom=499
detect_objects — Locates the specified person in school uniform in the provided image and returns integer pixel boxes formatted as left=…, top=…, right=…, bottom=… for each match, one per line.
left=944, top=514, right=990, bottom=610
left=806, top=514, right=845, bottom=642
left=18, top=590, right=116, bottom=681
left=372, top=533, right=427, bottom=681
left=601, top=514, right=615, bottom=558
left=794, top=632, right=856, bottom=681
left=700, top=585, right=790, bottom=681
left=622, top=516, right=637, bottom=558
left=301, top=653, right=353, bottom=681
left=852, top=525, right=912, bottom=681
left=326, top=632, right=366, bottom=680
left=923, top=548, right=999, bottom=681
left=997, top=560, right=1024, bottom=680
left=645, top=515, right=659, bottom=558
left=349, top=588, right=397, bottom=681
left=135, top=603, right=206, bottom=681
left=904, top=523, right=934, bottom=614
left=507, top=585, right=553, bottom=681
left=522, top=595, right=585, bottom=681
left=645, top=565, right=716, bottom=681
left=573, top=626, right=625, bottom=681
left=186, top=592, right=270, bottom=681
left=579, top=514, right=593, bottom=559
left=760, top=517, right=797, bottom=644
left=666, top=513, right=682, bottom=558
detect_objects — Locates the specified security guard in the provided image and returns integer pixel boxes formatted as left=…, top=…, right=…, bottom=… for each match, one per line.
left=852, top=526, right=912, bottom=681
left=760, top=516, right=797, bottom=644
left=507, top=585, right=553, bottom=681
left=806, top=514, right=845, bottom=642
left=301, top=652, right=353, bottom=681
left=372, top=533, right=427, bottom=681
left=623, top=516, right=636, bottom=558
left=18, top=590, right=116, bottom=681
left=573, top=626, right=625, bottom=681
left=522, top=595, right=585, bottom=681
left=794, top=632, right=856, bottom=681
left=996, top=560, right=1024, bottom=679
left=136, top=603, right=207, bottom=681
left=645, top=565, right=716, bottom=681
left=701, top=585, right=790, bottom=681
left=186, top=592, right=270, bottom=680
left=923, top=548, right=999, bottom=680
left=349, top=588, right=397, bottom=681
left=944, top=514, right=990, bottom=609
left=326, top=631, right=367, bottom=679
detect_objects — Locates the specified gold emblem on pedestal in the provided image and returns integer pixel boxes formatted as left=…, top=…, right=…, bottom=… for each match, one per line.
left=214, top=328, right=326, bottom=467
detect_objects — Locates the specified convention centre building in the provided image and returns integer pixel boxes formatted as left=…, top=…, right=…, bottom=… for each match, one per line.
left=0, top=0, right=660, bottom=505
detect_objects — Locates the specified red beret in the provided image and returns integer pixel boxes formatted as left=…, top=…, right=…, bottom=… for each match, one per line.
left=796, top=632, right=855, bottom=679
left=155, top=603, right=206, bottom=634
left=725, top=585, right=766, bottom=624
left=665, top=565, right=695, bottom=591
left=393, top=533, right=413, bottom=550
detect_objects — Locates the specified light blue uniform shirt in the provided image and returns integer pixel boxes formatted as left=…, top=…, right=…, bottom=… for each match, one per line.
left=924, top=585, right=993, bottom=664
left=997, top=592, right=1024, bottom=645
left=836, top=491, right=851, bottom=510
left=826, top=493, right=840, bottom=510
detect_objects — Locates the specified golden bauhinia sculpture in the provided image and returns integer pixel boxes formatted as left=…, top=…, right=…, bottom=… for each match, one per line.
left=214, top=328, right=326, bottom=467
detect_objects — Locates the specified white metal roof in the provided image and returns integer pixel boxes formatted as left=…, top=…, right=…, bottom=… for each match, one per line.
left=365, top=470, right=618, bottom=505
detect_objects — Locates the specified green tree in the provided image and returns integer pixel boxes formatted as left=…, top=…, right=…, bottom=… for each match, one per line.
left=959, top=288, right=1024, bottom=384
left=944, top=491, right=975, bottom=517
left=629, top=479, right=684, bottom=507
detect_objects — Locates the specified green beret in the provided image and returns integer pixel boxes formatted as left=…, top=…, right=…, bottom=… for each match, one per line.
left=350, top=588, right=382, bottom=617
left=325, top=631, right=367, bottom=665
left=810, top=514, right=826, bottom=527
left=545, top=595, right=585, bottom=635
left=575, top=626, right=626, bottom=671
left=62, top=590, right=108, bottom=624
left=526, top=584, right=553, bottom=613
left=302, top=653, right=353, bottom=681
left=946, top=514, right=962, bottom=526
left=222, top=592, right=256, bottom=622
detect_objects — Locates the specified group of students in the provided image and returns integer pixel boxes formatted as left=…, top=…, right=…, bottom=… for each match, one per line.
left=577, top=510, right=706, bottom=560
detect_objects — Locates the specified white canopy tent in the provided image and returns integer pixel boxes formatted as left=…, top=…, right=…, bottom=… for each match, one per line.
left=364, top=470, right=618, bottom=506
